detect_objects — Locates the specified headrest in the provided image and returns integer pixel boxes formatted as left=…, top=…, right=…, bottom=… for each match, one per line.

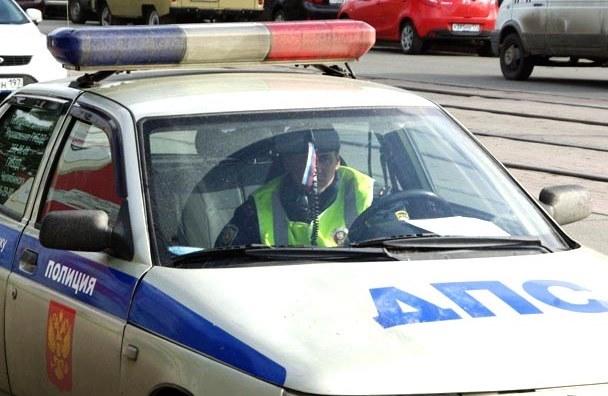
left=195, top=128, right=229, bottom=157
left=274, top=128, right=340, bottom=155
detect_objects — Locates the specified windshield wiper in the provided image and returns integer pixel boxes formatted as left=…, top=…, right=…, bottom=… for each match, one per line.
left=171, top=244, right=399, bottom=268
left=352, top=235, right=552, bottom=253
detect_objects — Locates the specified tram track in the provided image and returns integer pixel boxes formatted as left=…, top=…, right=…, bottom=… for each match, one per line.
left=387, top=81, right=608, bottom=218
left=367, top=76, right=608, bottom=111
left=471, top=131, right=608, bottom=154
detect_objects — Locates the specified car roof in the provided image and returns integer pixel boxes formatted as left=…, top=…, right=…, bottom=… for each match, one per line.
left=22, top=69, right=434, bottom=119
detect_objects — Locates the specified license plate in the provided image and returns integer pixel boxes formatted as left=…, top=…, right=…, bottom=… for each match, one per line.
left=0, top=78, right=23, bottom=91
left=452, top=24, right=481, bottom=33
left=329, top=0, right=344, bottom=4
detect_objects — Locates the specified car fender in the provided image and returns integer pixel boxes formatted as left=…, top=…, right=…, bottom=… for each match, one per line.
left=499, top=20, right=527, bottom=49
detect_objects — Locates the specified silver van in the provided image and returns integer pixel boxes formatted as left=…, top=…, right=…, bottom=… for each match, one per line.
left=492, top=0, right=608, bottom=80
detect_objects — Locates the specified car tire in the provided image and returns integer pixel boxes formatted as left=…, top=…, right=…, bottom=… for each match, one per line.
left=99, top=2, right=113, bottom=25
left=273, top=9, right=286, bottom=21
left=68, top=0, right=87, bottom=24
left=400, top=21, right=424, bottom=55
left=144, top=8, right=160, bottom=25
left=500, top=33, right=534, bottom=80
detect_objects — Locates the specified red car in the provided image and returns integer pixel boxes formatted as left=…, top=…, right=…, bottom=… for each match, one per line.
left=338, top=0, right=498, bottom=55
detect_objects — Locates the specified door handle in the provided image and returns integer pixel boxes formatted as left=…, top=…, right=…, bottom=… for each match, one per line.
left=19, top=249, right=38, bottom=274
left=533, top=2, right=543, bottom=6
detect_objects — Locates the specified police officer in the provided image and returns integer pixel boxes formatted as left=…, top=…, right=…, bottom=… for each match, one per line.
left=215, top=128, right=374, bottom=247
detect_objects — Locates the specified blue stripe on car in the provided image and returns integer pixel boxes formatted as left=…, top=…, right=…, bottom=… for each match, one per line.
left=129, top=281, right=287, bottom=386
left=0, top=223, right=22, bottom=270
left=16, top=235, right=137, bottom=319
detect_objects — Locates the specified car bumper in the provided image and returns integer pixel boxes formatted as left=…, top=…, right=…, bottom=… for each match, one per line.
left=426, top=29, right=492, bottom=42
left=0, top=53, right=67, bottom=96
left=416, top=17, right=495, bottom=38
left=302, top=2, right=340, bottom=19
left=0, top=74, right=37, bottom=98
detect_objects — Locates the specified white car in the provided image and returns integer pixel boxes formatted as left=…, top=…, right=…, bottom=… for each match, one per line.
left=0, top=0, right=66, bottom=99
left=0, top=20, right=607, bottom=396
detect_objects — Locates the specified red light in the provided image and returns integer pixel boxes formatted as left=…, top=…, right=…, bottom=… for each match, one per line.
left=265, top=20, right=375, bottom=62
left=304, top=0, right=324, bottom=4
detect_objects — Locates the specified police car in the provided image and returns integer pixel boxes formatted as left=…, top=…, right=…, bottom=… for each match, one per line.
left=0, top=20, right=606, bottom=396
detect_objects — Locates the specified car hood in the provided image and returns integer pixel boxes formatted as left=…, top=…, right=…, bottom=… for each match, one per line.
left=0, top=23, right=45, bottom=54
left=131, top=247, right=608, bottom=395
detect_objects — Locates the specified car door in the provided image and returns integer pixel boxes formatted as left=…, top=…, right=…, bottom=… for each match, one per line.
left=4, top=98, right=148, bottom=396
left=374, top=0, right=403, bottom=39
left=512, top=0, right=548, bottom=52
left=546, top=0, right=605, bottom=55
left=0, top=95, right=67, bottom=395
left=349, top=0, right=382, bottom=27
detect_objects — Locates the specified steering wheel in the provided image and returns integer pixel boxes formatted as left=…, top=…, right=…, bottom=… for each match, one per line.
left=349, top=190, right=454, bottom=243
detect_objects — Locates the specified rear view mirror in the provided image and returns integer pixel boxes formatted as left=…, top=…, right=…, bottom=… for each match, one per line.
left=26, top=8, right=43, bottom=24
left=539, top=185, right=591, bottom=225
left=40, top=210, right=133, bottom=260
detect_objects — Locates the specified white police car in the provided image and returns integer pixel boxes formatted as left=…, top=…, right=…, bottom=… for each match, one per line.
left=0, top=20, right=606, bottom=396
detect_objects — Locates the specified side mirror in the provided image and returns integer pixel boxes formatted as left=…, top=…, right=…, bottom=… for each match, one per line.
left=26, top=8, right=43, bottom=24
left=539, top=185, right=591, bottom=225
left=40, top=210, right=133, bottom=260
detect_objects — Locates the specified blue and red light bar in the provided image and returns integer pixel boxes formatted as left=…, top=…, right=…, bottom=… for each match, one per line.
left=47, top=21, right=376, bottom=71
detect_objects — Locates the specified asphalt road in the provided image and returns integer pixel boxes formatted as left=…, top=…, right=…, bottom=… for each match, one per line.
left=38, top=18, right=608, bottom=254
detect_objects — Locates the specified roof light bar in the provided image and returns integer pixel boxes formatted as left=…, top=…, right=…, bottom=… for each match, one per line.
left=47, top=21, right=376, bottom=71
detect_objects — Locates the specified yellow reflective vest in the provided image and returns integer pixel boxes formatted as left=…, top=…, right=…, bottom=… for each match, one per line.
left=252, top=166, right=374, bottom=247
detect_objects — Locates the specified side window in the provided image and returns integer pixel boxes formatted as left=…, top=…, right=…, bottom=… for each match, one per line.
left=0, top=101, right=61, bottom=217
left=39, top=119, right=123, bottom=225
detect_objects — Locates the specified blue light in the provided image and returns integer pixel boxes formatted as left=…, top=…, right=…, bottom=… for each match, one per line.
left=48, top=26, right=187, bottom=69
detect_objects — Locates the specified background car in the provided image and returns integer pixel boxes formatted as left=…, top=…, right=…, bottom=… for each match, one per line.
left=338, top=0, right=498, bottom=55
left=0, top=0, right=66, bottom=100
left=266, top=0, right=343, bottom=21
left=494, top=0, right=608, bottom=80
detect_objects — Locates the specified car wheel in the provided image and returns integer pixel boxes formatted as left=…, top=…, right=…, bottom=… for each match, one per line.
left=99, top=2, right=113, bottom=25
left=500, top=33, right=534, bottom=80
left=273, top=10, right=286, bottom=21
left=400, top=21, right=424, bottom=55
left=144, top=8, right=160, bottom=25
left=68, top=0, right=87, bottom=24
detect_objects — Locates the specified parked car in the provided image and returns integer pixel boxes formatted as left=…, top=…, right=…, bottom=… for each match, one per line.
left=69, top=0, right=264, bottom=25
left=493, top=0, right=608, bottom=80
left=0, top=0, right=66, bottom=100
left=338, top=0, right=498, bottom=55
left=267, top=0, right=342, bottom=21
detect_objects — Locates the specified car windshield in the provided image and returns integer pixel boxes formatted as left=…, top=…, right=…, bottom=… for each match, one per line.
left=141, top=107, right=569, bottom=264
left=0, top=0, right=28, bottom=24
